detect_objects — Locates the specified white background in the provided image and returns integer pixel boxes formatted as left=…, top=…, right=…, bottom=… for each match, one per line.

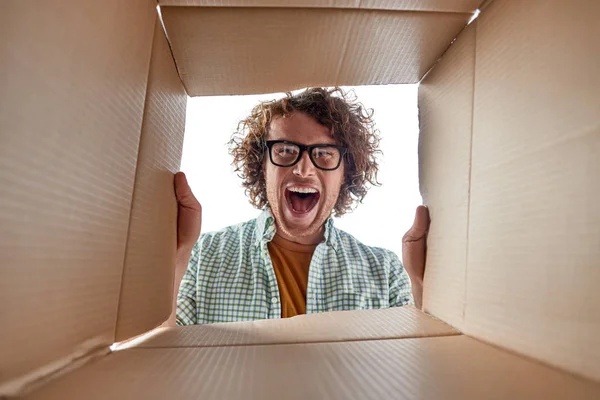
left=181, top=84, right=421, bottom=258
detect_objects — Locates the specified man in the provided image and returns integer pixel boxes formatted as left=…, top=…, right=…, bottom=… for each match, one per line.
left=165, top=87, right=429, bottom=326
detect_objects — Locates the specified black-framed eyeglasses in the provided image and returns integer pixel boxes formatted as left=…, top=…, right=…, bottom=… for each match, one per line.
left=265, top=140, right=347, bottom=171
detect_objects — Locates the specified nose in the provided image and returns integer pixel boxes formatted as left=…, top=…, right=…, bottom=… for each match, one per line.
left=293, top=150, right=316, bottom=177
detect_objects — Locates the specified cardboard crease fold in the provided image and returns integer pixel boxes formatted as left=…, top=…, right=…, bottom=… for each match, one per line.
left=112, top=17, right=158, bottom=344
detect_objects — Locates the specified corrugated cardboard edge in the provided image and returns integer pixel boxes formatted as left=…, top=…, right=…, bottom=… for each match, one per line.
left=134, top=306, right=461, bottom=349
left=112, top=15, right=160, bottom=345
left=113, top=13, right=187, bottom=340
left=477, top=0, right=495, bottom=12
left=156, top=5, right=187, bottom=95
left=418, top=13, right=480, bottom=83
left=157, top=0, right=484, bottom=13
left=128, top=326, right=461, bottom=350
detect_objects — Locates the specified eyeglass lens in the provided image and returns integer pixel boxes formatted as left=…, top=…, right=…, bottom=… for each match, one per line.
left=271, top=142, right=341, bottom=170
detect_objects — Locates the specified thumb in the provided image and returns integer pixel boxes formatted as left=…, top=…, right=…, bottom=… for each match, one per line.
left=403, top=205, right=429, bottom=243
left=175, top=172, right=200, bottom=211
left=174, top=172, right=201, bottom=252
left=402, top=206, right=430, bottom=287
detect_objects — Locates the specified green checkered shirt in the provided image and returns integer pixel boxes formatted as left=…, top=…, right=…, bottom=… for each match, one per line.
left=176, top=210, right=413, bottom=325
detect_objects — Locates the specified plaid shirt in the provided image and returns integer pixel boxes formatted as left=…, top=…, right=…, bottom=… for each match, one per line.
left=176, top=210, right=413, bottom=325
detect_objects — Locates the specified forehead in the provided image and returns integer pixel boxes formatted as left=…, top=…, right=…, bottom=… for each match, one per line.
left=267, top=112, right=335, bottom=145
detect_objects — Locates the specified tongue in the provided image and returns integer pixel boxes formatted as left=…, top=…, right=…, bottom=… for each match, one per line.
left=290, top=192, right=315, bottom=213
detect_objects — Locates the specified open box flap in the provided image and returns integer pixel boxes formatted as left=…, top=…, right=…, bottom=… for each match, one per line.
left=114, top=12, right=188, bottom=343
left=465, top=0, right=600, bottom=382
left=0, top=0, right=157, bottom=390
left=137, top=306, right=459, bottom=348
left=159, top=5, right=479, bottom=96
left=419, top=22, right=476, bottom=330
left=420, top=0, right=600, bottom=382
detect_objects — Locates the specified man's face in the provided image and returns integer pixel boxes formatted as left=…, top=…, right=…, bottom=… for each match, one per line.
left=264, top=112, right=345, bottom=241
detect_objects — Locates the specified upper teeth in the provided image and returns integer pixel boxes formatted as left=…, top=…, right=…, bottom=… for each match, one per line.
left=289, top=187, right=318, bottom=194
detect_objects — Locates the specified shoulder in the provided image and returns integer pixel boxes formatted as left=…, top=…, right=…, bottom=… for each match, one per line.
left=333, top=227, right=401, bottom=266
left=192, top=218, right=258, bottom=259
left=200, top=218, right=257, bottom=243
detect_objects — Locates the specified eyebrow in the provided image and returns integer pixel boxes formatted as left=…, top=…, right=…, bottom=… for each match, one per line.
left=269, top=139, right=338, bottom=146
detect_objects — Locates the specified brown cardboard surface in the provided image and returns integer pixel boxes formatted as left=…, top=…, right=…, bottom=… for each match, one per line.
left=137, top=306, right=459, bottom=348
left=0, top=0, right=156, bottom=388
left=418, top=22, right=476, bottom=330
left=26, top=335, right=600, bottom=399
left=4, top=0, right=600, bottom=397
left=114, top=19, right=187, bottom=342
left=466, top=0, right=600, bottom=382
left=160, top=6, right=472, bottom=95
left=158, top=0, right=483, bottom=13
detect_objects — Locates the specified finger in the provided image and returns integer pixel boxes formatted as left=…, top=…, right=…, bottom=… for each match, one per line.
left=403, top=205, right=430, bottom=242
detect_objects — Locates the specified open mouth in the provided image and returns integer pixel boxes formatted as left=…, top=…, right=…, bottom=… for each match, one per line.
left=285, top=187, right=320, bottom=215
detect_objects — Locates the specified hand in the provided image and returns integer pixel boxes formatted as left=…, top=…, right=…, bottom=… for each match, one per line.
left=164, top=172, right=201, bottom=327
left=174, top=172, right=201, bottom=255
left=402, top=205, right=430, bottom=308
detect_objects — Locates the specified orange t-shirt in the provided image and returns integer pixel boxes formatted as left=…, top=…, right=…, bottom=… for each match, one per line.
left=267, top=234, right=317, bottom=318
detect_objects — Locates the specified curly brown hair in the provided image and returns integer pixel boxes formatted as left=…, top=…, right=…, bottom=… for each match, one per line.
left=229, top=87, right=381, bottom=217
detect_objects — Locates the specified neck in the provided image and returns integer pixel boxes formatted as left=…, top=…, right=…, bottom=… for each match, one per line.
left=274, top=223, right=325, bottom=246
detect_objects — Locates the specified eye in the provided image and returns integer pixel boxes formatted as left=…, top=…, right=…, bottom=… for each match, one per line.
left=314, top=148, right=334, bottom=158
left=277, top=145, right=298, bottom=155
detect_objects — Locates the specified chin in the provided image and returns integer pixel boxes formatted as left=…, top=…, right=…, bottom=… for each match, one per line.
left=280, top=210, right=320, bottom=237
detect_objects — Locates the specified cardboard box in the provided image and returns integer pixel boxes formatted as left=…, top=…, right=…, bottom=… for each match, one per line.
left=1, top=0, right=599, bottom=398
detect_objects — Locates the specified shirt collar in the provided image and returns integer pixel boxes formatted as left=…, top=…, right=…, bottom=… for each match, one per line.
left=254, top=209, right=339, bottom=252
left=254, top=209, right=277, bottom=246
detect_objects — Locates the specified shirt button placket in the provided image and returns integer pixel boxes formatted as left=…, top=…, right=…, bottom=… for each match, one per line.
left=270, top=296, right=279, bottom=319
